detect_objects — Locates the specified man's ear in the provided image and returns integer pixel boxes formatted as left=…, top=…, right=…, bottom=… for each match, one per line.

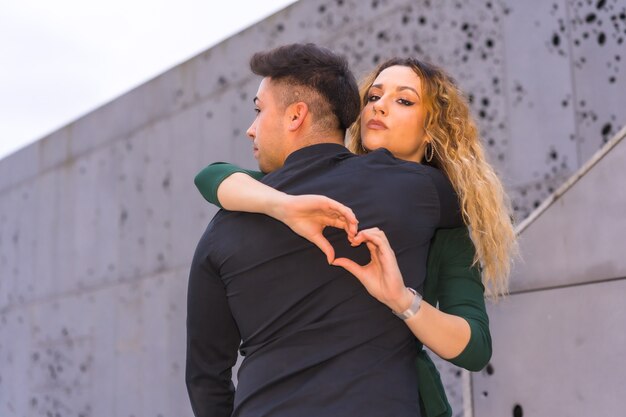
left=286, top=102, right=309, bottom=131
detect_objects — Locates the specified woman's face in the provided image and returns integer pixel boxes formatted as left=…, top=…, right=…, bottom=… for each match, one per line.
left=360, top=65, right=429, bottom=163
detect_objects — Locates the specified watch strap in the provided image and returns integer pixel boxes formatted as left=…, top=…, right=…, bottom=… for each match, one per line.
left=392, top=287, right=423, bottom=320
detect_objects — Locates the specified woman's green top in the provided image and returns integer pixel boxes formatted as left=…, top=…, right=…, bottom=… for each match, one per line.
left=194, top=162, right=492, bottom=417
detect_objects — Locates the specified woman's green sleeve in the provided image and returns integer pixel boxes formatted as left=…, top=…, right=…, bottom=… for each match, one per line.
left=194, top=162, right=265, bottom=208
left=425, top=227, right=492, bottom=372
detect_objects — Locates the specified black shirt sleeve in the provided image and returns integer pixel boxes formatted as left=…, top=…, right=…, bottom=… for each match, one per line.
left=186, top=228, right=241, bottom=417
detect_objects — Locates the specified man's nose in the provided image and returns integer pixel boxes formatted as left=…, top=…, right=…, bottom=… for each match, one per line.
left=246, top=123, right=255, bottom=139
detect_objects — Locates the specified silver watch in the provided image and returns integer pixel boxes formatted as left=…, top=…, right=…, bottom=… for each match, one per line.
left=392, top=287, right=423, bottom=320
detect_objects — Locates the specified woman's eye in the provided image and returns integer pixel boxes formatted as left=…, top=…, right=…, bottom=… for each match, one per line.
left=367, top=95, right=380, bottom=102
left=398, top=99, right=414, bottom=106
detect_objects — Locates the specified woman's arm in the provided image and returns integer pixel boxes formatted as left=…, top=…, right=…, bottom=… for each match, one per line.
left=194, top=162, right=265, bottom=208
left=429, top=227, right=491, bottom=370
left=332, top=227, right=490, bottom=368
left=194, top=162, right=359, bottom=263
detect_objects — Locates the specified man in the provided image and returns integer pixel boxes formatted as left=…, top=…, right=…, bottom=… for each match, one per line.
left=186, top=43, right=460, bottom=417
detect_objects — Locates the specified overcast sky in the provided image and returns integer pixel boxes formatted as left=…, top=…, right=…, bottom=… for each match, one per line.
left=0, top=0, right=297, bottom=161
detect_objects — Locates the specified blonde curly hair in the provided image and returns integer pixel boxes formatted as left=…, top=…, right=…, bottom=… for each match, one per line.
left=348, top=57, right=517, bottom=297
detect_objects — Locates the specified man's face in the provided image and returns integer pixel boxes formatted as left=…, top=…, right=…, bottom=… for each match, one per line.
left=246, top=77, right=289, bottom=173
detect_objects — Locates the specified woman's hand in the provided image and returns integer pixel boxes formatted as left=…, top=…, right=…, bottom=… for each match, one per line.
left=271, top=194, right=359, bottom=264
left=332, top=227, right=415, bottom=313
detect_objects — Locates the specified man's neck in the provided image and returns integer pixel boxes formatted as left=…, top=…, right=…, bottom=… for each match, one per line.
left=270, top=130, right=345, bottom=173
left=292, top=129, right=345, bottom=150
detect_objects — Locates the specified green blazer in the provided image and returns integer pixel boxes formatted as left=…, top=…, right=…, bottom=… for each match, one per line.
left=194, top=163, right=492, bottom=417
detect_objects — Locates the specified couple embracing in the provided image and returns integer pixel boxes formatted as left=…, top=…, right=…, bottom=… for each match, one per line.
left=186, top=43, right=516, bottom=417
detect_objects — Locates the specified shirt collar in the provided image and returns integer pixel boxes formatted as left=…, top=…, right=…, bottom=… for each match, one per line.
left=282, top=143, right=349, bottom=167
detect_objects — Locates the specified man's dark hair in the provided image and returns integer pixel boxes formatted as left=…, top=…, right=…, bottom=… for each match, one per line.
left=250, top=43, right=360, bottom=131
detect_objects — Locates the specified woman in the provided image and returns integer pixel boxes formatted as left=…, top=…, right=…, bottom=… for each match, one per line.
left=194, top=57, right=517, bottom=417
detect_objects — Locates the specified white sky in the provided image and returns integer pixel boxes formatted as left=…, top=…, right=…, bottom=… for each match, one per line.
left=0, top=0, right=298, bottom=161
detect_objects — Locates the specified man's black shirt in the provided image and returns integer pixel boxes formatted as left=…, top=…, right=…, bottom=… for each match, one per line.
left=186, top=143, right=462, bottom=417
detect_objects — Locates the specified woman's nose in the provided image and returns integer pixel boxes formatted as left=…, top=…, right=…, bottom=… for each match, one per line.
left=373, top=99, right=386, bottom=116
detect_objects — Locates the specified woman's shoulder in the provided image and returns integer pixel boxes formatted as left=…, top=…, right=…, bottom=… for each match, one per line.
left=360, top=148, right=438, bottom=172
left=358, top=149, right=456, bottom=194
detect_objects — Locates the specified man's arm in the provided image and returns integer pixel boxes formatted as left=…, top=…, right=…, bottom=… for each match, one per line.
left=186, top=238, right=241, bottom=417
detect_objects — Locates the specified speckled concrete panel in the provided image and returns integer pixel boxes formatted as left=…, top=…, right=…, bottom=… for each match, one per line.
left=197, top=85, right=260, bottom=170
left=190, top=31, right=297, bottom=104
left=165, top=105, right=214, bottom=267
left=510, top=135, right=626, bottom=292
left=0, top=194, right=8, bottom=308
left=55, top=165, right=78, bottom=293
left=0, top=187, right=20, bottom=309
left=139, top=271, right=191, bottom=417
left=163, top=268, right=192, bottom=417
left=508, top=173, right=573, bottom=220
left=284, top=0, right=406, bottom=39
left=88, top=283, right=119, bottom=417
left=499, top=0, right=579, bottom=188
left=473, top=279, right=626, bottom=416
left=71, top=148, right=118, bottom=293
left=1, top=178, right=46, bottom=306
left=113, top=134, right=148, bottom=283
left=31, top=171, right=61, bottom=302
left=0, top=309, right=31, bottom=417
left=1, top=274, right=186, bottom=417
left=142, top=120, right=176, bottom=276
left=566, top=0, right=626, bottom=160
left=69, top=152, right=96, bottom=292
left=113, top=280, right=145, bottom=416
left=96, top=271, right=191, bottom=417
left=27, top=302, right=95, bottom=417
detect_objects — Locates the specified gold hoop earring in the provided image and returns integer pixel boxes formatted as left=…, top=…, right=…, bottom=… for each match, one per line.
left=425, top=142, right=434, bottom=163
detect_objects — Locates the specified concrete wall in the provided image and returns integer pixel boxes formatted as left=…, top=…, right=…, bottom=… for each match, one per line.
left=1, top=0, right=625, bottom=416
left=472, top=128, right=626, bottom=416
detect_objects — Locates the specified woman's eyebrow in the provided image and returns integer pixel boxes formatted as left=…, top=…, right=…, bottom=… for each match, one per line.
left=371, top=83, right=420, bottom=98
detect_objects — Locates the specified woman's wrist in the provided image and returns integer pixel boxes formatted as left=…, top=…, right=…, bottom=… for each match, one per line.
left=390, top=287, right=418, bottom=315
left=391, top=288, right=423, bottom=320
left=265, top=191, right=293, bottom=221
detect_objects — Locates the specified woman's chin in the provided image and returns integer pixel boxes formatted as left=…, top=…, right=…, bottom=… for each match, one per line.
left=362, top=139, right=385, bottom=152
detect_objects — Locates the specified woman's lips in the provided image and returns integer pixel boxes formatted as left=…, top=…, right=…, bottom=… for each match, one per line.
left=366, top=119, right=387, bottom=130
